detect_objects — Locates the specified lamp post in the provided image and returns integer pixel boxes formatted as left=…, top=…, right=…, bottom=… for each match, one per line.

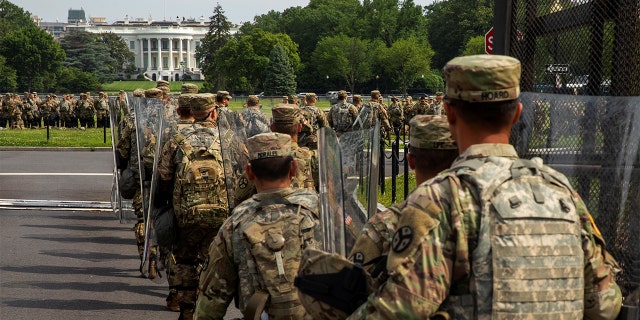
left=179, top=61, right=185, bottom=83
left=376, top=75, right=379, bottom=90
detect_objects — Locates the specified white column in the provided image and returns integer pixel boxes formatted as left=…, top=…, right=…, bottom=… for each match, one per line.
left=146, top=38, right=152, bottom=72
left=168, top=37, right=174, bottom=71
left=157, top=38, right=163, bottom=71
left=179, top=38, right=184, bottom=68
left=138, top=38, right=143, bottom=71
left=186, top=39, right=191, bottom=69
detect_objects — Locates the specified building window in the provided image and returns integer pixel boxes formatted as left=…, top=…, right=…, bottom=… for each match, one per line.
left=195, top=41, right=201, bottom=48
left=163, top=57, right=169, bottom=69
left=162, top=39, right=168, bottom=50
left=130, top=41, right=135, bottom=50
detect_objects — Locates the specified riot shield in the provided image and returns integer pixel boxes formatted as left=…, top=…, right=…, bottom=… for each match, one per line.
left=352, top=103, right=374, bottom=131
left=133, top=95, right=166, bottom=282
left=217, top=109, right=249, bottom=212
left=318, top=123, right=380, bottom=256
left=108, top=96, right=131, bottom=224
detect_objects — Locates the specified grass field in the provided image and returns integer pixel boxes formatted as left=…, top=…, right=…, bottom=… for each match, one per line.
left=0, top=126, right=113, bottom=148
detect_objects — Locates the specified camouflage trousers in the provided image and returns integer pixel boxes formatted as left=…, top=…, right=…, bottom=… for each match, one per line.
left=172, top=224, right=218, bottom=315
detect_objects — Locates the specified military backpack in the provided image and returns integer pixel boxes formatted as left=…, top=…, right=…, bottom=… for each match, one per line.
left=173, top=127, right=228, bottom=229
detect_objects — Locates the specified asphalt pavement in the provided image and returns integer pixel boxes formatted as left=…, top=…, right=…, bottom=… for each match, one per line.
left=0, top=149, right=241, bottom=319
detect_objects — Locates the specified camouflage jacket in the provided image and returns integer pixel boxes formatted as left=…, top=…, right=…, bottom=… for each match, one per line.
left=240, top=107, right=270, bottom=138
left=300, top=104, right=328, bottom=135
left=195, top=188, right=322, bottom=320
left=233, top=141, right=318, bottom=206
left=349, top=143, right=622, bottom=320
left=328, top=101, right=359, bottom=132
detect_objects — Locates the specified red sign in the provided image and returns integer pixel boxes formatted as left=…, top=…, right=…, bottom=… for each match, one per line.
left=485, top=27, right=494, bottom=54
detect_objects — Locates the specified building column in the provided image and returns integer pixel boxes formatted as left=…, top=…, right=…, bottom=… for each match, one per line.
left=186, top=39, right=191, bottom=69
left=138, top=38, right=143, bottom=71
left=157, top=38, right=162, bottom=71
left=179, top=38, right=184, bottom=69
left=168, top=37, right=174, bottom=71
left=147, top=38, right=152, bottom=72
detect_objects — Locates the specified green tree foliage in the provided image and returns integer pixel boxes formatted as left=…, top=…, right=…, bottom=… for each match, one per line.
left=376, top=36, right=434, bottom=95
left=61, top=30, right=116, bottom=83
left=56, top=67, right=100, bottom=93
left=100, top=32, right=135, bottom=78
left=0, top=26, right=65, bottom=92
left=0, top=55, right=17, bottom=92
left=196, top=3, right=233, bottom=91
left=264, top=44, right=296, bottom=96
left=215, top=28, right=299, bottom=93
left=462, top=35, right=487, bottom=56
left=312, top=35, right=374, bottom=93
left=425, top=0, right=493, bottom=69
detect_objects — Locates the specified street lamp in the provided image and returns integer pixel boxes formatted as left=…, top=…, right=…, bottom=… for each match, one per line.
left=376, top=75, right=379, bottom=90
left=326, top=75, right=329, bottom=90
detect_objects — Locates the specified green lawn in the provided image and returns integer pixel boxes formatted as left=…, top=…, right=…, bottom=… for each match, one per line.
left=0, top=127, right=112, bottom=148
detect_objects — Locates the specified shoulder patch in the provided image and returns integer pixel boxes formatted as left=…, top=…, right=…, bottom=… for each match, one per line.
left=352, top=252, right=365, bottom=265
left=238, top=176, right=248, bottom=189
left=391, top=226, right=414, bottom=253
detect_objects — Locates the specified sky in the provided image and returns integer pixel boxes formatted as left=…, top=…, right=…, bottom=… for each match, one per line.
left=11, top=0, right=436, bottom=25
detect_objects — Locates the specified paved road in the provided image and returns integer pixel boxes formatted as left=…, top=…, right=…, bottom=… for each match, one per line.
left=0, top=149, right=241, bottom=319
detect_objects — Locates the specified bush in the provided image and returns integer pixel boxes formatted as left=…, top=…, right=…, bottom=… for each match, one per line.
left=136, top=73, right=145, bottom=81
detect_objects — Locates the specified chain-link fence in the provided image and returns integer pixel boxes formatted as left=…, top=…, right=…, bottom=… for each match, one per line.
left=495, top=0, right=640, bottom=297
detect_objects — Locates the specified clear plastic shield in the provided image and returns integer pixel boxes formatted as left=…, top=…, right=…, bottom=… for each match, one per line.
left=108, top=96, right=130, bottom=224
left=318, top=127, right=346, bottom=255
left=217, top=110, right=249, bottom=212
left=133, top=96, right=165, bottom=282
left=318, top=123, right=380, bottom=256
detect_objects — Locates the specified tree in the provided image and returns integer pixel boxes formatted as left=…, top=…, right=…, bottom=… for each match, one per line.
left=264, top=44, right=296, bottom=96
left=462, top=35, right=487, bottom=56
left=196, top=3, right=233, bottom=91
left=214, top=28, right=299, bottom=93
left=101, top=32, right=135, bottom=78
left=312, top=35, right=374, bottom=94
left=0, top=55, right=17, bottom=92
left=0, top=26, right=65, bottom=92
left=425, top=0, right=493, bottom=69
left=377, top=36, right=434, bottom=95
left=56, top=67, right=100, bottom=93
left=60, top=30, right=116, bottom=83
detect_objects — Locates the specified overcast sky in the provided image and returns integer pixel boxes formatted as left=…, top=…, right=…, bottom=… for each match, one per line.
left=11, top=0, right=436, bottom=25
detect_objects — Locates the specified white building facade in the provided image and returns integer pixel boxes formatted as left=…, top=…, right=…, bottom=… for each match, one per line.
left=77, top=16, right=233, bottom=81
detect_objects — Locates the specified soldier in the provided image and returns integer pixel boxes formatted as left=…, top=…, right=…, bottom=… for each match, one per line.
left=58, top=95, right=72, bottom=128
left=387, top=96, right=404, bottom=133
left=215, top=90, right=232, bottom=112
left=349, top=55, right=622, bottom=319
left=76, top=93, right=95, bottom=128
left=356, top=90, right=392, bottom=140
left=287, top=94, right=299, bottom=106
left=352, top=94, right=363, bottom=112
left=327, top=90, right=359, bottom=137
left=433, top=91, right=445, bottom=115
left=299, top=92, right=328, bottom=150
left=156, top=93, right=229, bottom=319
left=67, top=94, right=78, bottom=128
left=281, top=95, right=289, bottom=104
left=347, top=115, right=458, bottom=287
left=21, top=92, right=34, bottom=129
left=94, top=92, right=109, bottom=128
left=240, top=95, right=270, bottom=138
left=31, top=92, right=42, bottom=128
left=194, top=132, right=322, bottom=320
left=235, top=103, right=317, bottom=205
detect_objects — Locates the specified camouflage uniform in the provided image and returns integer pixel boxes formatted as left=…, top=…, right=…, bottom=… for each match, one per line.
left=195, top=133, right=322, bottom=320
left=157, top=93, right=228, bottom=319
left=94, top=92, right=109, bottom=128
left=327, top=90, right=359, bottom=136
left=240, top=95, right=270, bottom=138
left=387, top=97, right=404, bottom=132
left=357, top=90, right=392, bottom=139
left=349, top=55, right=622, bottom=320
left=299, top=93, right=328, bottom=150
left=76, top=94, right=95, bottom=128
left=235, top=104, right=317, bottom=205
